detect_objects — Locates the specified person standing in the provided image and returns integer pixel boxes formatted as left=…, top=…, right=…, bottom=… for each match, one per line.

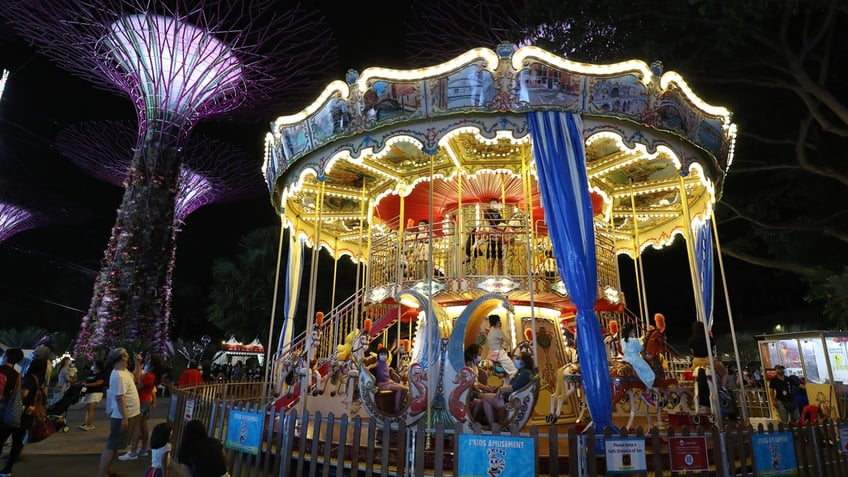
left=687, top=321, right=728, bottom=388
left=483, top=199, right=505, bottom=275
left=0, top=348, right=26, bottom=477
left=769, top=365, right=800, bottom=424
left=54, top=356, right=72, bottom=403
left=120, top=362, right=157, bottom=460
left=79, top=360, right=108, bottom=431
left=97, top=348, right=141, bottom=477
left=486, top=315, right=517, bottom=379
left=178, top=420, right=230, bottom=477
left=178, top=362, right=204, bottom=388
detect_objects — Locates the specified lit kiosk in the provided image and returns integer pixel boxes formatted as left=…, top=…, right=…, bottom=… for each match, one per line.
left=756, top=330, right=848, bottom=421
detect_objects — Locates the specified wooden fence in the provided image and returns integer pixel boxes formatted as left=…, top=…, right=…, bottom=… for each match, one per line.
left=169, top=385, right=848, bottom=476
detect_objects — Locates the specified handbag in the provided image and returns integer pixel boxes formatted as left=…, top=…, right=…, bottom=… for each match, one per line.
left=1, top=375, right=23, bottom=428
left=26, top=379, right=57, bottom=444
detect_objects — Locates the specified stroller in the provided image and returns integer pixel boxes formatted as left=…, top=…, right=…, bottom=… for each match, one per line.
left=46, top=382, right=84, bottom=433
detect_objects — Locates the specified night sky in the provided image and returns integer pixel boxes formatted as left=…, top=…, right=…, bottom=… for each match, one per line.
left=0, top=2, right=819, bottom=350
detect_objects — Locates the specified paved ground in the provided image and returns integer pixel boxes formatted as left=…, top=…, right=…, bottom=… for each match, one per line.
left=2, top=395, right=172, bottom=477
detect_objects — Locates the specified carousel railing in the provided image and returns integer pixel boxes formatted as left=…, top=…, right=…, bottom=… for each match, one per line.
left=168, top=385, right=848, bottom=477
left=366, top=216, right=621, bottom=295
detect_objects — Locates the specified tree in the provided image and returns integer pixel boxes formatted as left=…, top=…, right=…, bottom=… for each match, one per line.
left=409, top=0, right=848, bottom=324
left=207, top=226, right=280, bottom=342
left=1, top=0, right=337, bottom=357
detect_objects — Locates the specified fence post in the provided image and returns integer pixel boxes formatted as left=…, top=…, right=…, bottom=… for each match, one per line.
left=278, top=409, right=296, bottom=477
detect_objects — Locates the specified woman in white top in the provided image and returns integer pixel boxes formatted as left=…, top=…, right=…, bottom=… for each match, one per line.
left=486, top=315, right=517, bottom=378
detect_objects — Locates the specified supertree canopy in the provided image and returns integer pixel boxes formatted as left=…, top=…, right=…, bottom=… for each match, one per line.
left=0, top=177, right=82, bottom=244
left=0, top=203, right=48, bottom=244
left=56, top=120, right=264, bottom=356
left=0, top=69, right=8, bottom=101
left=1, top=0, right=337, bottom=356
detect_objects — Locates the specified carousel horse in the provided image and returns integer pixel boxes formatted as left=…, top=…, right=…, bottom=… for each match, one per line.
left=610, top=316, right=679, bottom=429
left=274, top=353, right=300, bottom=398
left=318, top=355, right=350, bottom=397
left=547, top=345, right=581, bottom=423
left=333, top=329, right=362, bottom=406
left=304, top=312, right=325, bottom=396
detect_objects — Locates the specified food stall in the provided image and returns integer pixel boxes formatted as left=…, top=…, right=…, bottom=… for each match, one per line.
left=756, top=331, right=848, bottom=420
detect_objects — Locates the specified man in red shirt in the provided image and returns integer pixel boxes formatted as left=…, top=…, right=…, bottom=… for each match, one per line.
left=178, top=362, right=203, bottom=387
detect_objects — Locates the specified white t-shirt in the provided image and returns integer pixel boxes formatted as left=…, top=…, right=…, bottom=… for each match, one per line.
left=150, top=443, right=171, bottom=468
left=488, top=327, right=508, bottom=352
left=109, top=368, right=141, bottom=419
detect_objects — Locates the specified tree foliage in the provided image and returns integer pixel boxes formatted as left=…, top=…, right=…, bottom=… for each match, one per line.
left=410, top=0, right=847, bottom=324
left=207, top=226, right=280, bottom=342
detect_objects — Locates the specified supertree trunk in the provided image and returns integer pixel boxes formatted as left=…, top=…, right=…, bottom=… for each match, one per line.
left=77, top=133, right=182, bottom=358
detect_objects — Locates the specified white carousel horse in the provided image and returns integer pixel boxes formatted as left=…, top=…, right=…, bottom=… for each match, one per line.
left=274, top=354, right=300, bottom=398
left=547, top=346, right=581, bottom=423
left=318, top=356, right=350, bottom=397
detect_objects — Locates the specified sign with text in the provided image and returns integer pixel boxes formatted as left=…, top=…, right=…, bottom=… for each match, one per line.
left=183, top=398, right=195, bottom=421
left=457, top=434, right=535, bottom=477
left=669, top=436, right=709, bottom=472
left=752, top=432, right=798, bottom=476
left=605, top=437, right=646, bottom=473
left=224, top=409, right=263, bottom=455
left=838, top=425, right=848, bottom=455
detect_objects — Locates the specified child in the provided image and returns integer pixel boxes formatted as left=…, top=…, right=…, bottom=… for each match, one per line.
left=144, top=422, right=172, bottom=477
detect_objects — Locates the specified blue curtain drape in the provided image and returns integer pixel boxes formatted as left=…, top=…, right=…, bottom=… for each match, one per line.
left=278, top=233, right=304, bottom=352
left=527, top=111, right=613, bottom=430
left=693, top=219, right=714, bottom=327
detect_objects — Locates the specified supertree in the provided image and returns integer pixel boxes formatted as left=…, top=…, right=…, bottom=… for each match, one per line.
left=56, top=120, right=264, bottom=356
left=0, top=198, right=49, bottom=243
left=0, top=176, right=83, bottom=243
left=0, top=69, right=8, bottom=101
left=1, top=1, right=336, bottom=356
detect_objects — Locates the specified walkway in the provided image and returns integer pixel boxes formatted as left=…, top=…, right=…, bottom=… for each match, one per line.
left=3, top=395, right=171, bottom=476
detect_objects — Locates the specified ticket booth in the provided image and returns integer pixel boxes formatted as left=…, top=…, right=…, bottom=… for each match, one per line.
left=756, top=331, right=848, bottom=421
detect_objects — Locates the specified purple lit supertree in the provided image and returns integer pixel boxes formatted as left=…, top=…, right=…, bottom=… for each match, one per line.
left=1, top=1, right=336, bottom=357
left=56, top=120, right=264, bottom=354
left=0, top=177, right=82, bottom=243
left=0, top=200, right=49, bottom=244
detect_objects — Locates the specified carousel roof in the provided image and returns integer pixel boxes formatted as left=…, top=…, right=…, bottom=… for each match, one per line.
left=263, top=44, right=735, bottom=260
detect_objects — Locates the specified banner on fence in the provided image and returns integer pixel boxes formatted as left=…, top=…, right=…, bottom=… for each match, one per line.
left=668, top=436, right=709, bottom=472
left=752, top=432, right=798, bottom=476
left=184, top=398, right=195, bottom=421
left=168, top=395, right=178, bottom=422
left=457, top=434, right=535, bottom=477
left=605, top=437, right=646, bottom=473
left=838, top=425, right=848, bottom=455
left=224, top=409, right=263, bottom=455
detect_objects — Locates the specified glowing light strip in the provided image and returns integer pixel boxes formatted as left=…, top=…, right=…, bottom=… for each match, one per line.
left=512, top=46, right=653, bottom=85
left=585, top=131, right=682, bottom=179
left=357, top=47, right=500, bottom=91
left=273, top=80, right=350, bottom=127
left=0, top=69, right=8, bottom=101
left=660, top=72, right=731, bottom=121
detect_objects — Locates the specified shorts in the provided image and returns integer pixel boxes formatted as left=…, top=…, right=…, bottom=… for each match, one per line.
left=107, top=415, right=140, bottom=450
left=140, top=402, right=153, bottom=418
left=81, top=392, right=103, bottom=405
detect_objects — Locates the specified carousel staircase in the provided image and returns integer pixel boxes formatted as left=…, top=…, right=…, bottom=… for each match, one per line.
left=271, top=291, right=409, bottom=411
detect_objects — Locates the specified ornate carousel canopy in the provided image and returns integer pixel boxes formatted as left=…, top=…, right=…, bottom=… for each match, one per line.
left=263, top=44, right=736, bottom=261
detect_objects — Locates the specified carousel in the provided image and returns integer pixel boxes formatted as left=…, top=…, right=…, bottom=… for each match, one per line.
left=262, top=43, right=737, bottom=433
